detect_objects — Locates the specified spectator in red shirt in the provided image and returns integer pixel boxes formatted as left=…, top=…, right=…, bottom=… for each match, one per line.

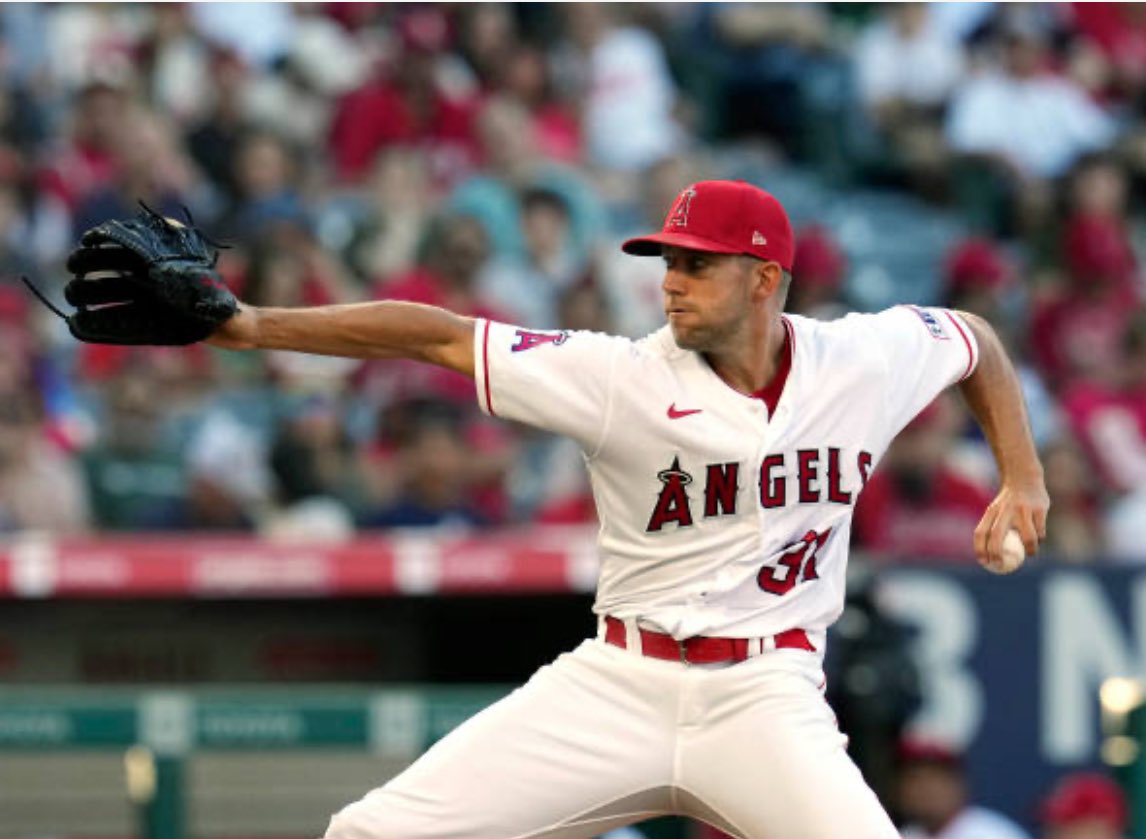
left=243, top=224, right=358, bottom=310
left=1062, top=309, right=1146, bottom=495
left=1031, top=156, right=1140, bottom=389
left=39, top=78, right=128, bottom=212
left=853, top=393, right=994, bottom=562
left=363, top=214, right=507, bottom=405
left=1063, top=155, right=1138, bottom=295
left=1072, top=3, right=1146, bottom=103
left=375, top=213, right=502, bottom=319
left=328, top=7, right=478, bottom=185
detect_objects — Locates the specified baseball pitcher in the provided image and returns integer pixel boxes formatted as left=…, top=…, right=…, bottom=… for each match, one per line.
left=42, top=182, right=1049, bottom=837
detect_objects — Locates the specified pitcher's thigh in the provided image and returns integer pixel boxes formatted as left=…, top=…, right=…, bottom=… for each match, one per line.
left=683, top=676, right=897, bottom=839
left=326, top=646, right=674, bottom=839
left=721, top=734, right=897, bottom=839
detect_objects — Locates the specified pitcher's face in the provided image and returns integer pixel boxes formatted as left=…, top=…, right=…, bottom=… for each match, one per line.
left=661, top=247, right=758, bottom=352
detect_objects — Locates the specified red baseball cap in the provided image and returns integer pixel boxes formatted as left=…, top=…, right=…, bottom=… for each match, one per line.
left=794, top=225, right=846, bottom=288
left=623, top=180, right=795, bottom=270
left=896, top=737, right=964, bottom=770
left=944, top=237, right=1012, bottom=293
left=1040, top=773, right=1127, bottom=830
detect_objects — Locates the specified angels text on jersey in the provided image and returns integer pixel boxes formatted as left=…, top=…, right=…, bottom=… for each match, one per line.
left=644, top=448, right=873, bottom=533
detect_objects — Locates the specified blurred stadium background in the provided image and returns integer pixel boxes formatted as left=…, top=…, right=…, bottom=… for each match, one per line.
left=3, top=2, right=1146, bottom=838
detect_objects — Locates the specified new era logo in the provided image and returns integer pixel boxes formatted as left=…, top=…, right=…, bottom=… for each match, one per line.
left=752, top=231, right=767, bottom=246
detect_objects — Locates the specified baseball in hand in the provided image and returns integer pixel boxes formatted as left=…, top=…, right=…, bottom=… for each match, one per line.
left=984, top=529, right=1027, bottom=575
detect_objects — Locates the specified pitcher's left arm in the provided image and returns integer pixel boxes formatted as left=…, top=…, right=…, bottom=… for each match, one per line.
left=956, top=311, right=1050, bottom=568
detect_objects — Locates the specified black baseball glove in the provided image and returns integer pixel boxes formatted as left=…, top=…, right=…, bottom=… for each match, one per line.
left=24, top=203, right=238, bottom=345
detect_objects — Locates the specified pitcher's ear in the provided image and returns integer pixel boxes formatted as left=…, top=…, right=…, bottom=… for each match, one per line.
left=753, top=260, right=785, bottom=297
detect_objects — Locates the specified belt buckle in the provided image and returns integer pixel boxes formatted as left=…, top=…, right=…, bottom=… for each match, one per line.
left=678, top=637, right=690, bottom=665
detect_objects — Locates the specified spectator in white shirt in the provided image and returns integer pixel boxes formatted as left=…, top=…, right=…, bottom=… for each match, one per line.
left=854, top=5, right=966, bottom=195
left=856, top=5, right=965, bottom=117
left=945, top=23, right=1116, bottom=234
left=946, top=27, right=1115, bottom=181
left=897, top=739, right=1032, bottom=839
left=557, top=5, right=684, bottom=175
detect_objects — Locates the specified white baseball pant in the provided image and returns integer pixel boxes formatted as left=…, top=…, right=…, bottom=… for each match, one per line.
left=324, top=632, right=898, bottom=838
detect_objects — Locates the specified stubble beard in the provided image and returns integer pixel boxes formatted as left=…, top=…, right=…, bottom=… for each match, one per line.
left=670, top=312, right=745, bottom=355
left=669, top=321, right=714, bottom=352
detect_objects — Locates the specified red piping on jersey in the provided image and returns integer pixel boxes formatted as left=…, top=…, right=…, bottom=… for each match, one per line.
left=751, top=317, right=794, bottom=415
left=943, top=311, right=975, bottom=381
left=482, top=320, right=495, bottom=415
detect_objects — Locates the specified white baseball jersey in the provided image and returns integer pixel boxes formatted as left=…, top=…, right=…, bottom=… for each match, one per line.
left=474, top=305, right=978, bottom=648
left=326, top=306, right=976, bottom=839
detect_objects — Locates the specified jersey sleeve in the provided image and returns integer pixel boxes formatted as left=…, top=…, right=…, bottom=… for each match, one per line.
left=473, top=319, right=625, bottom=452
left=863, top=306, right=979, bottom=435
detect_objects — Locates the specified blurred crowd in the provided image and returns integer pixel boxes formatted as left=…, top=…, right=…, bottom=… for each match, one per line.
left=1, top=2, right=1146, bottom=567
left=893, top=741, right=1128, bottom=839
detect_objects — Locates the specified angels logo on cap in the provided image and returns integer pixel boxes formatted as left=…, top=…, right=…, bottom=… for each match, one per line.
left=668, top=187, right=697, bottom=228
left=622, top=180, right=795, bottom=270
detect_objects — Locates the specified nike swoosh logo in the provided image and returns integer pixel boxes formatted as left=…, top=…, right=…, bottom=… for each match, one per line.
left=667, top=404, right=703, bottom=419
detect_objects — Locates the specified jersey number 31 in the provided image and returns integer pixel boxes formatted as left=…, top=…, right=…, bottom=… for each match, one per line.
left=757, top=528, right=832, bottom=596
